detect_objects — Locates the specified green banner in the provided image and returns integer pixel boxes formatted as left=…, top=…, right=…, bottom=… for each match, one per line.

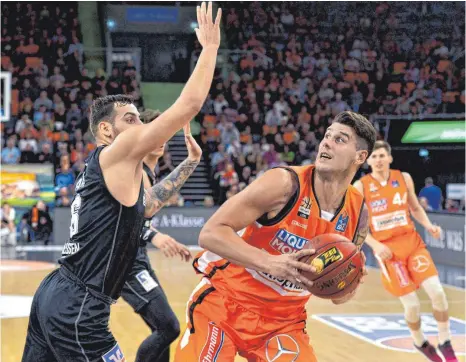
left=401, top=121, right=465, bottom=143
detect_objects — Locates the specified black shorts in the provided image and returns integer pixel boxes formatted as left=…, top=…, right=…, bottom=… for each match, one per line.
left=22, top=268, right=125, bottom=362
left=121, top=246, right=165, bottom=312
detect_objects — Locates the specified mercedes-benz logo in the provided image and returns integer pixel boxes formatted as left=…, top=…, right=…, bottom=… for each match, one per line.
left=265, top=334, right=300, bottom=362
left=411, top=255, right=430, bottom=273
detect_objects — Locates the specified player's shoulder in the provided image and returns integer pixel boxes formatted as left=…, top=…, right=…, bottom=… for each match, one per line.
left=347, top=183, right=364, bottom=202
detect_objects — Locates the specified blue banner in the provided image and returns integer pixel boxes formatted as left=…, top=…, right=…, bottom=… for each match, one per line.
left=126, top=7, right=179, bottom=23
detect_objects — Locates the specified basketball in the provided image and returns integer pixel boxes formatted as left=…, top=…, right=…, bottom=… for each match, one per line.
left=299, top=234, right=364, bottom=300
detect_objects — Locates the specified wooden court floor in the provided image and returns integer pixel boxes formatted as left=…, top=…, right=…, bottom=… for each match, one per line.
left=1, top=250, right=465, bottom=362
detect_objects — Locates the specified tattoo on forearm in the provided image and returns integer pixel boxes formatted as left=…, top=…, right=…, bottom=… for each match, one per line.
left=149, top=159, right=199, bottom=205
left=354, top=204, right=369, bottom=247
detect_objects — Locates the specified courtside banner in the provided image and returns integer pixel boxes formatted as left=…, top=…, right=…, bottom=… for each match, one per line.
left=415, top=212, right=465, bottom=268
left=150, top=207, right=219, bottom=245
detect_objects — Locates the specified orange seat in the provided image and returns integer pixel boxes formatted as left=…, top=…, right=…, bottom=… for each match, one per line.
left=442, top=91, right=459, bottom=103
left=203, top=115, right=216, bottom=126
left=393, top=62, right=407, bottom=74
left=358, top=72, right=369, bottom=83
left=11, top=89, right=19, bottom=116
left=26, top=57, right=41, bottom=68
left=437, top=60, right=451, bottom=73
left=344, top=72, right=356, bottom=83
left=405, top=82, right=416, bottom=95
left=388, top=82, right=402, bottom=95
left=1, top=56, right=11, bottom=69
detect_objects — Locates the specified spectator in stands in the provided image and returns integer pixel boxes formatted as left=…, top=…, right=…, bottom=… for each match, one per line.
left=20, top=200, right=53, bottom=244
left=203, top=196, right=215, bottom=208
left=419, top=177, right=443, bottom=211
left=2, top=137, right=21, bottom=164
left=37, top=143, right=53, bottom=164
left=0, top=203, right=17, bottom=246
left=55, top=155, right=75, bottom=194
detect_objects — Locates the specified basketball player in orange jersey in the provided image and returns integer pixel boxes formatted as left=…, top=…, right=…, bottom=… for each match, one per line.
left=174, top=111, right=376, bottom=361
left=354, top=141, right=458, bottom=362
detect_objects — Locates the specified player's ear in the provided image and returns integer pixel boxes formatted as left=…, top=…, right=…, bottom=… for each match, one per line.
left=388, top=154, right=393, bottom=164
left=98, top=120, right=113, bottom=138
left=355, top=150, right=368, bottom=166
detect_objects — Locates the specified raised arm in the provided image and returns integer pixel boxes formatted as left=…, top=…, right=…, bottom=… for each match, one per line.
left=199, top=168, right=316, bottom=288
left=102, top=3, right=221, bottom=165
left=145, top=124, right=202, bottom=216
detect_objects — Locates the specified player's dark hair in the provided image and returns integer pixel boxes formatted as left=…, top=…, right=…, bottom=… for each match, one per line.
left=89, top=94, right=133, bottom=136
left=333, top=111, right=376, bottom=155
left=372, top=140, right=392, bottom=155
left=140, top=109, right=161, bottom=124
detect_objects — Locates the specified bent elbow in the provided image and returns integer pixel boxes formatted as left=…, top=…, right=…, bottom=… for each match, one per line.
left=198, top=227, right=210, bottom=249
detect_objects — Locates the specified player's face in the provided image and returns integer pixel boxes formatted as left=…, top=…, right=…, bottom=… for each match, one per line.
left=149, top=143, right=165, bottom=158
left=111, top=103, right=142, bottom=139
left=367, top=148, right=392, bottom=172
left=315, top=123, right=367, bottom=175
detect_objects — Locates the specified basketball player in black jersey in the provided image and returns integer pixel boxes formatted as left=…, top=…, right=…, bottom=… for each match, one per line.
left=121, top=109, right=197, bottom=362
left=21, top=3, right=221, bottom=361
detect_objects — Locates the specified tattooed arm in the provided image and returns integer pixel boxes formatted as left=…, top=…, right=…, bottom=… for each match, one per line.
left=144, top=158, right=199, bottom=216
left=353, top=204, right=369, bottom=248
left=144, top=129, right=202, bottom=217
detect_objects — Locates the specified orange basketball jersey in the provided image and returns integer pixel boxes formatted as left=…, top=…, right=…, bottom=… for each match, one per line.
left=193, top=165, right=365, bottom=321
left=360, top=169, right=415, bottom=242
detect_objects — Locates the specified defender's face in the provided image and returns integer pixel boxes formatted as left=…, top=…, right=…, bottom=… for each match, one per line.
left=112, top=103, right=142, bottom=138
left=367, top=148, right=392, bottom=172
left=315, top=123, right=366, bottom=174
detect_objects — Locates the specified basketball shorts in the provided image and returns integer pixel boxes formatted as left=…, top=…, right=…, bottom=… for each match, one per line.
left=378, top=231, right=438, bottom=297
left=174, top=278, right=317, bottom=362
left=121, top=246, right=165, bottom=312
left=22, top=267, right=124, bottom=362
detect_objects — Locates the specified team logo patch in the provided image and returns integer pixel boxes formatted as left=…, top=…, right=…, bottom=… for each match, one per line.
left=370, top=199, right=387, bottom=213
left=291, top=220, right=307, bottom=230
left=297, top=197, right=311, bottom=219
left=410, top=255, right=430, bottom=273
left=311, top=247, right=343, bottom=274
left=391, top=180, right=400, bottom=188
left=312, top=314, right=465, bottom=355
left=102, top=343, right=126, bottom=362
left=200, top=322, right=224, bottom=362
left=142, top=229, right=152, bottom=241
left=335, top=211, right=349, bottom=232
left=136, top=270, right=158, bottom=292
left=269, top=229, right=309, bottom=254
left=369, top=183, right=378, bottom=192
left=265, top=334, right=300, bottom=362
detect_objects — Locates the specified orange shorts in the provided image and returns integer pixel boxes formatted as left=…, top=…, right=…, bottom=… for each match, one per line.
left=174, top=278, right=317, bottom=362
left=378, top=231, right=438, bottom=297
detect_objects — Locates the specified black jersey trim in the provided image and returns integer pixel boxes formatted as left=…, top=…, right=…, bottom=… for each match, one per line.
left=192, top=257, right=230, bottom=279
left=311, top=170, right=347, bottom=222
left=352, top=199, right=366, bottom=243
left=143, top=163, right=156, bottom=187
left=102, top=205, right=122, bottom=294
left=189, top=286, right=215, bottom=334
left=256, top=167, right=300, bottom=227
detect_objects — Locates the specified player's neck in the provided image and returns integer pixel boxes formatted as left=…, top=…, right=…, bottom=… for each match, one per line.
left=371, top=169, right=390, bottom=183
left=314, top=171, right=352, bottom=214
left=143, top=155, right=160, bottom=170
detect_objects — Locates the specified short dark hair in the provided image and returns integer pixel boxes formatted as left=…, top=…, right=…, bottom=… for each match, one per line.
left=333, top=111, right=376, bottom=155
left=89, top=94, right=133, bottom=136
left=140, top=109, right=161, bottom=124
left=372, top=140, right=392, bottom=155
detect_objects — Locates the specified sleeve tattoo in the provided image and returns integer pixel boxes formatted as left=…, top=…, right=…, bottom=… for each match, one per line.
left=146, top=158, right=199, bottom=213
left=354, top=204, right=369, bottom=248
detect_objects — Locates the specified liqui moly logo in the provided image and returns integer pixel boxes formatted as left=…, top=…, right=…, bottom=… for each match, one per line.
left=269, top=229, right=309, bottom=254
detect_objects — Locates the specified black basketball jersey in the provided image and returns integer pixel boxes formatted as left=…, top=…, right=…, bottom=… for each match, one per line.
left=140, top=163, right=155, bottom=245
left=59, top=146, right=146, bottom=299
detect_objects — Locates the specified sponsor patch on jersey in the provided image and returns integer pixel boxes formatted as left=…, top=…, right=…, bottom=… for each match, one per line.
left=391, top=180, right=400, bottom=188
left=291, top=220, right=308, bottom=230
left=102, top=343, right=126, bottom=362
left=370, top=199, right=388, bottom=213
left=371, top=211, right=409, bottom=232
left=297, top=197, right=311, bottom=219
left=312, top=314, right=465, bottom=355
left=266, top=334, right=300, bottom=362
left=142, top=229, right=152, bottom=241
left=269, top=229, right=309, bottom=254
left=136, top=270, right=158, bottom=292
left=369, top=183, right=378, bottom=192
left=61, top=242, right=80, bottom=256
left=335, top=211, right=349, bottom=232
left=311, top=246, right=343, bottom=274
left=199, top=322, right=224, bottom=362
